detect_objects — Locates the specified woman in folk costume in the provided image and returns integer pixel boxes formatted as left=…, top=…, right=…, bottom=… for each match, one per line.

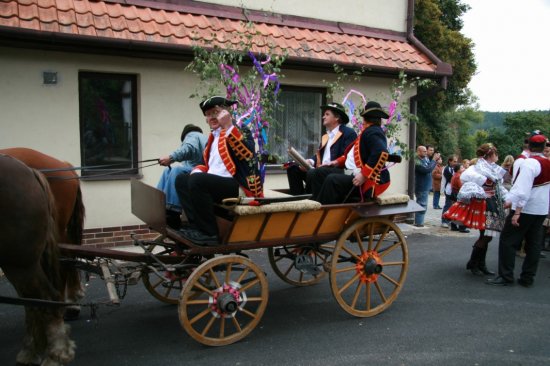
left=443, top=143, right=508, bottom=276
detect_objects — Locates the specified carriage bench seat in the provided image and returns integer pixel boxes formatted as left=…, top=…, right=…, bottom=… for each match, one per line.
left=227, top=189, right=321, bottom=216
left=375, top=193, right=410, bottom=206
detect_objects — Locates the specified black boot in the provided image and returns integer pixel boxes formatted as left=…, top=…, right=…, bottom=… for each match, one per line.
left=477, top=246, right=495, bottom=276
left=466, top=246, right=484, bottom=276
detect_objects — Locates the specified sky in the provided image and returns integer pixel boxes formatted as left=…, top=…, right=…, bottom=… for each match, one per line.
left=460, top=0, right=550, bottom=112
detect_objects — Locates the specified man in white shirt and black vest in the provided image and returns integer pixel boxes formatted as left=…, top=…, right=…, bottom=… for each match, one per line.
left=486, top=133, right=550, bottom=287
left=286, top=102, right=357, bottom=197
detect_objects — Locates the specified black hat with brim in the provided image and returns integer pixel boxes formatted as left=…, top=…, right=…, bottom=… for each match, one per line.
left=320, top=102, right=349, bottom=124
left=199, top=96, right=238, bottom=114
left=360, top=101, right=389, bottom=119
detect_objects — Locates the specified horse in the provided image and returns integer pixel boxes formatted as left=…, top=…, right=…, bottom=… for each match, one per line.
left=0, top=148, right=86, bottom=320
left=0, top=154, right=75, bottom=365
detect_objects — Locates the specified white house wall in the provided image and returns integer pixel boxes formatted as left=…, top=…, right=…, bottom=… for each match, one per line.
left=0, top=46, right=412, bottom=229
left=197, top=0, right=408, bottom=32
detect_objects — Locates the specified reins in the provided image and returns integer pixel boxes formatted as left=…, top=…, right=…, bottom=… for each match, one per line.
left=40, top=158, right=161, bottom=180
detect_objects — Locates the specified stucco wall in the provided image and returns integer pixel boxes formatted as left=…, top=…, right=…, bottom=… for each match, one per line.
left=0, top=47, right=412, bottom=229
left=198, top=0, right=408, bottom=32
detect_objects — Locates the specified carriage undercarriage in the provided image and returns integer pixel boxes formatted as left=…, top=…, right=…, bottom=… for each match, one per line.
left=53, top=180, right=422, bottom=346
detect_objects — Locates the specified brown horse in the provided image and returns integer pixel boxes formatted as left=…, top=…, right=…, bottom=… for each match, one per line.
left=0, top=154, right=75, bottom=365
left=0, top=148, right=86, bottom=319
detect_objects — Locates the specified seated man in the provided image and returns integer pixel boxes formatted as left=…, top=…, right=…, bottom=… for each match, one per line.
left=175, top=96, right=263, bottom=246
left=315, top=101, right=391, bottom=204
left=286, top=102, right=357, bottom=197
left=157, top=124, right=207, bottom=229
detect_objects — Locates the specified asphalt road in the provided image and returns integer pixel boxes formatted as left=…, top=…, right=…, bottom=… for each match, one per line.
left=1, top=233, right=550, bottom=366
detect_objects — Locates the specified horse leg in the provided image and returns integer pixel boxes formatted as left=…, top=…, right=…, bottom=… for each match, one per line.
left=4, top=265, right=75, bottom=365
left=61, top=265, right=84, bottom=321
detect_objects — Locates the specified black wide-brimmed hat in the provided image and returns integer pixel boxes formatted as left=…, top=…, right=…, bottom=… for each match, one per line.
left=180, top=124, right=203, bottom=142
left=320, top=102, right=349, bottom=124
left=199, top=96, right=238, bottom=114
left=360, top=101, right=389, bottom=119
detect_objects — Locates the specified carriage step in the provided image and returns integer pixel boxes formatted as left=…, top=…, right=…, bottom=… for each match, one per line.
left=294, top=254, right=321, bottom=276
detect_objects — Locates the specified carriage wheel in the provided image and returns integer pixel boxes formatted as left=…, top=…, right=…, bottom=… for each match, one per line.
left=268, top=243, right=333, bottom=286
left=142, top=235, right=191, bottom=305
left=329, top=218, right=408, bottom=317
left=179, top=255, right=269, bottom=346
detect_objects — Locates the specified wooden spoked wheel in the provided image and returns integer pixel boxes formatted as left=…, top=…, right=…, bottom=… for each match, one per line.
left=142, top=235, right=190, bottom=305
left=179, top=255, right=269, bottom=346
left=268, top=243, right=334, bottom=286
left=329, top=218, right=408, bottom=317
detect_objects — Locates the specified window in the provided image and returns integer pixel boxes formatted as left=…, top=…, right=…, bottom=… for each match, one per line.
left=268, top=86, right=326, bottom=164
left=79, top=72, right=138, bottom=178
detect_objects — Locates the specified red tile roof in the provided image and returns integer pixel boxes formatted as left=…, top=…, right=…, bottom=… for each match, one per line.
left=0, top=0, right=451, bottom=77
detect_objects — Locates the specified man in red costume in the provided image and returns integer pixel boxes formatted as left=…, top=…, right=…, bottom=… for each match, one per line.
left=314, top=101, right=391, bottom=204
left=486, top=134, right=550, bottom=287
left=175, top=96, right=263, bottom=246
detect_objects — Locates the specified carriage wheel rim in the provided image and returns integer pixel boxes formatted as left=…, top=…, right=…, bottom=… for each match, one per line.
left=329, top=218, right=408, bottom=318
left=179, top=255, right=269, bottom=346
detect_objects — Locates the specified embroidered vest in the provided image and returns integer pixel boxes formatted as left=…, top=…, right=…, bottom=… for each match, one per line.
left=531, top=156, right=550, bottom=187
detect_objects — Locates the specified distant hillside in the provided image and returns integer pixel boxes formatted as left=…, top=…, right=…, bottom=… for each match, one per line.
left=473, top=110, right=550, bottom=131
left=474, top=111, right=506, bottom=130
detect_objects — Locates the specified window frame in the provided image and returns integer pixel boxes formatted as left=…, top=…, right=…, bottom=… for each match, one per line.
left=78, top=71, right=139, bottom=180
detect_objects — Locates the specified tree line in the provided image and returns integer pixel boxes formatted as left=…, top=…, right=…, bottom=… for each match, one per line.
left=412, top=0, right=550, bottom=162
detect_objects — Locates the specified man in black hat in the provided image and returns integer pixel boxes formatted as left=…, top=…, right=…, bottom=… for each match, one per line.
left=175, top=96, right=263, bottom=245
left=314, top=101, right=391, bottom=204
left=487, top=133, right=550, bottom=287
left=286, top=102, right=357, bottom=197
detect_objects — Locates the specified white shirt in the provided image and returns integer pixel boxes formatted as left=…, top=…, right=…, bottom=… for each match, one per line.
left=321, top=125, right=340, bottom=165
left=205, top=126, right=232, bottom=178
left=507, top=153, right=549, bottom=215
left=345, top=146, right=361, bottom=175
left=512, top=150, right=530, bottom=181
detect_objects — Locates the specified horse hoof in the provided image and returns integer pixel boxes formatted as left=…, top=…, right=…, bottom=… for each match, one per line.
left=63, top=307, right=80, bottom=321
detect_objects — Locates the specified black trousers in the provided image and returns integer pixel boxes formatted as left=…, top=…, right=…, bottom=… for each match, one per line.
left=498, top=210, right=546, bottom=283
left=315, top=173, right=359, bottom=204
left=286, top=165, right=308, bottom=195
left=175, top=173, right=239, bottom=236
left=308, top=166, right=345, bottom=200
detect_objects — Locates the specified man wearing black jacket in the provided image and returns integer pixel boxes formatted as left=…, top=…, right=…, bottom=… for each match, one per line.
left=286, top=102, right=357, bottom=197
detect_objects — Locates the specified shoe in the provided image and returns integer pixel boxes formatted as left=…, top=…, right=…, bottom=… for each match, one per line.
left=517, top=278, right=533, bottom=288
left=459, top=228, right=471, bottom=233
left=540, top=252, right=547, bottom=259
left=441, top=223, right=449, bottom=228
left=485, top=276, right=514, bottom=286
left=478, top=265, right=495, bottom=276
left=180, top=228, right=219, bottom=246
left=413, top=224, right=424, bottom=228
left=450, top=225, right=459, bottom=231
left=434, top=206, right=442, bottom=209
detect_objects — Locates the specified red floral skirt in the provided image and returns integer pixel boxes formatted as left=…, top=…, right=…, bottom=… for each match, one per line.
left=443, top=198, right=487, bottom=230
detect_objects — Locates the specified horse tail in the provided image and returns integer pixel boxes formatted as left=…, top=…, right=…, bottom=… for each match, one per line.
left=67, top=185, right=85, bottom=245
left=33, top=169, right=62, bottom=292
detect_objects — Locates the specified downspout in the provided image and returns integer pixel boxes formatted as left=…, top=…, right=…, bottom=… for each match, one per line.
left=405, top=0, right=451, bottom=199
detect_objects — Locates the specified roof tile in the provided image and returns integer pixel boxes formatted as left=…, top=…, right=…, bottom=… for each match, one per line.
left=0, top=1, right=18, bottom=18
left=58, top=9, right=77, bottom=26
left=40, top=19, right=59, bottom=32
left=0, top=0, right=439, bottom=75
left=75, top=10, right=93, bottom=27
left=18, top=3, right=39, bottom=21
left=38, top=4, right=57, bottom=23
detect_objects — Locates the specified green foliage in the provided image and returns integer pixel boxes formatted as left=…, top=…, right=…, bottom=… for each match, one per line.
left=185, top=22, right=287, bottom=162
left=474, top=111, right=550, bottom=159
left=323, top=67, right=421, bottom=159
left=413, top=0, right=477, bottom=155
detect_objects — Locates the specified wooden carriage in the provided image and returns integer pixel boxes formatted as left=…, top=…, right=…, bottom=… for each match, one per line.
left=60, top=179, right=423, bottom=346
